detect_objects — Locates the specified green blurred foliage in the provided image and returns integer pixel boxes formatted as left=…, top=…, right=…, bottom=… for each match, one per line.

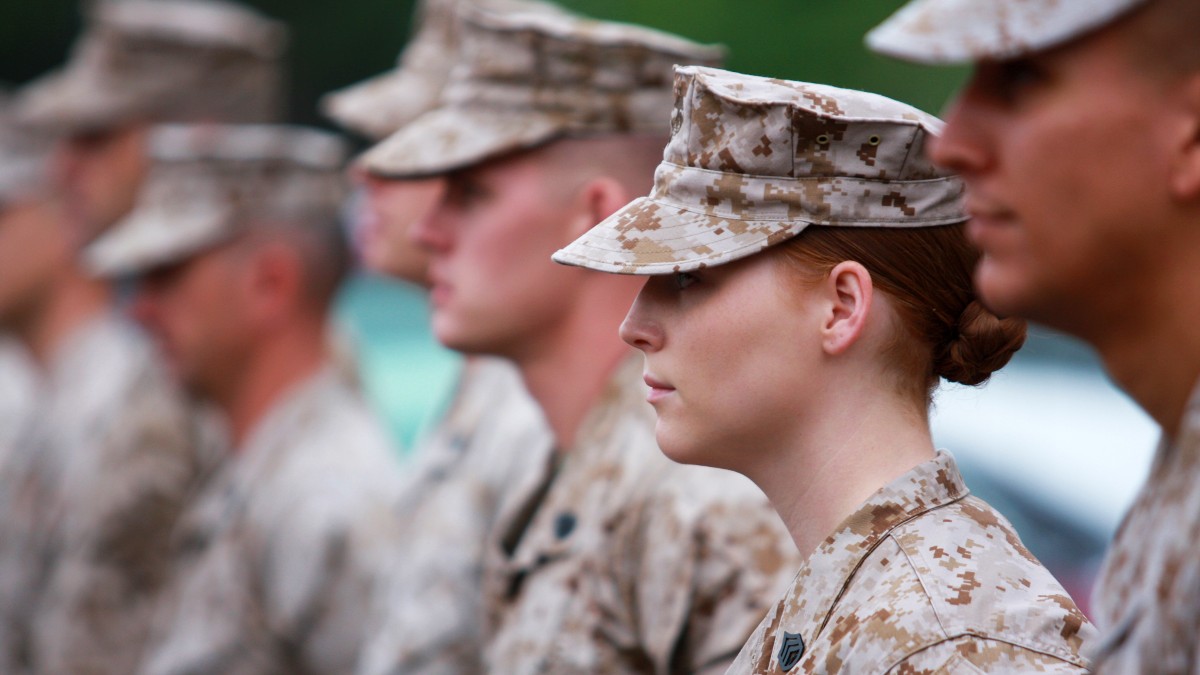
left=1, top=0, right=965, bottom=126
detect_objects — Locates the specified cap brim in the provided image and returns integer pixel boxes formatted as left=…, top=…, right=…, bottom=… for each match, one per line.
left=552, top=196, right=808, bottom=275
left=13, top=67, right=139, bottom=134
left=359, top=105, right=567, bottom=178
left=866, top=0, right=1150, bottom=64
left=83, top=205, right=232, bottom=278
left=320, top=68, right=442, bottom=141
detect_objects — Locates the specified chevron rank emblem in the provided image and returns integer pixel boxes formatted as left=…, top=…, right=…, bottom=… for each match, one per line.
left=777, top=630, right=804, bottom=671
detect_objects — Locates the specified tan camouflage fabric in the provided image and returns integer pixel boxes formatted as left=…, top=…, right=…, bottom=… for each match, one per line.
left=726, top=451, right=1096, bottom=675
left=13, top=0, right=287, bottom=134
left=323, top=0, right=569, bottom=141
left=321, top=0, right=460, bottom=141
left=552, top=66, right=965, bottom=276
left=84, top=123, right=348, bottom=278
left=359, top=357, right=552, bottom=675
left=866, top=0, right=1150, bottom=64
left=1089, top=378, right=1200, bottom=673
left=0, top=312, right=215, bottom=675
left=140, top=366, right=404, bottom=675
left=360, top=4, right=724, bottom=178
left=480, top=355, right=800, bottom=675
left=0, top=340, right=35, bottom=471
left=0, top=90, right=52, bottom=204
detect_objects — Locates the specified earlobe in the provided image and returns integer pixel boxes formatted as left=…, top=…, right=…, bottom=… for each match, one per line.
left=821, top=261, right=873, bottom=356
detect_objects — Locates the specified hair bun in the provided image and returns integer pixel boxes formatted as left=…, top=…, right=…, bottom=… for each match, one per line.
left=935, top=300, right=1027, bottom=386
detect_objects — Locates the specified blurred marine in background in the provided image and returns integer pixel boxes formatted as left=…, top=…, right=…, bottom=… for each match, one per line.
left=869, top=0, right=1200, bottom=671
left=0, top=1, right=286, bottom=673
left=360, top=5, right=802, bottom=673
left=86, top=124, right=405, bottom=675
left=323, top=1, right=554, bottom=673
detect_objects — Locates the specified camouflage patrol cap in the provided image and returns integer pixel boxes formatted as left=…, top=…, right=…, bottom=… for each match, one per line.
left=867, top=0, right=1151, bottom=64
left=320, top=0, right=461, bottom=141
left=322, top=0, right=571, bottom=141
left=84, top=124, right=348, bottom=278
left=552, top=66, right=965, bottom=275
left=0, top=89, right=53, bottom=205
left=360, top=4, right=725, bottom=178
left=13, top=0, right=287, bottom=134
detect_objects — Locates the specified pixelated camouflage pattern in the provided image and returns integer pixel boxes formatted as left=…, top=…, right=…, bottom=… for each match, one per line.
left=0, top=90, right=53, bottom=204
left=140, top=366, right=404, bottom=675
left=358, top=357, right=552, bottom=675
left=725, top=451, right=1095, bottom=675
left=481, top=355, right=800, bottom=675
left=12, top=0, right=287, bottom=134
left=867, top=0, right=1150, bottom=64
left=85, top=123, right=348, bottom=277
left=321, top=0, right=461, bottom=141
left=553, top=66, right=965, bottom=275
left=1089, top=377, right=1200, bottom=673
left=360, top=4, right=724, bottom=178
left=0, top=312, right=215, bottom=675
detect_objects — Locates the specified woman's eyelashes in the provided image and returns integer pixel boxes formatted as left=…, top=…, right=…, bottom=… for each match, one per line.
left=672, top=271, right=699, bottom=291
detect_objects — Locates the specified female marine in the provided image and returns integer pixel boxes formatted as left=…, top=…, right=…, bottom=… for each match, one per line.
left=554, top=66, right=1096, bottom=673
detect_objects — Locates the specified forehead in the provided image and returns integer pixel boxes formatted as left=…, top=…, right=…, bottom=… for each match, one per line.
left=137, top=244, right=228, bottom=290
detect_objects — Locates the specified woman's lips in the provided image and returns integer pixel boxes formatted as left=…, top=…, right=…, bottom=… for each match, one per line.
left=644, top=374, right=675, bottom=404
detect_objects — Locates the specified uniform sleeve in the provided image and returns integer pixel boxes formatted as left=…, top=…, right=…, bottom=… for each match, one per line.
left=887, top=636, right=1092, bottom=674
left=630, top=470, right=800, bottom=674
left=32, top=366, right=204, bottom=675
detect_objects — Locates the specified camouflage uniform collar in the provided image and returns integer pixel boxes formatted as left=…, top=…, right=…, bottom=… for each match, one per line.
left=779, top=451, right=969, bottom=658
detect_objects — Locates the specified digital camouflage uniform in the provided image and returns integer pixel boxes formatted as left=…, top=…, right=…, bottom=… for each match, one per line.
left=556, top=66, right=1097, bottom=674
left=358, top=357, right=550, bottom=675
left=479, top=356, right=798, bottom=675
left=1089, top=379, right=1200, bottom=673
left=139, top=367, right=403, bottom=675
left=0, top=312, right=214, bottom=675
left=725, top=452, right=1092, bottom=674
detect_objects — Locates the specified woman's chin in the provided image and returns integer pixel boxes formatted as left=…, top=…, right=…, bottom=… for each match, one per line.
left=655, top=427, right=738, bottom=472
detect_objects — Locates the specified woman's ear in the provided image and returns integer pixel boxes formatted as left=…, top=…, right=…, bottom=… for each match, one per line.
left=820, top=260, right=873, bottom=356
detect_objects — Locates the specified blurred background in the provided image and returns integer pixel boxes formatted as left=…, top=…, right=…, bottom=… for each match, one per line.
left=1, top=0, right=1160, bottom=614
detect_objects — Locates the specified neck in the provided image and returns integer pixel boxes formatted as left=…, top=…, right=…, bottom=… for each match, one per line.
left=1084, top=257, right=1200, bottom=437
left=219, top=320, right=331, bottom=448
left=1094, top=322, right=1200, bottom=439
left=17, top=271, right=112, bottom=369
left=745, top=377, right=936, bottom=559
left=514, top=316, right=636, bottom=451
